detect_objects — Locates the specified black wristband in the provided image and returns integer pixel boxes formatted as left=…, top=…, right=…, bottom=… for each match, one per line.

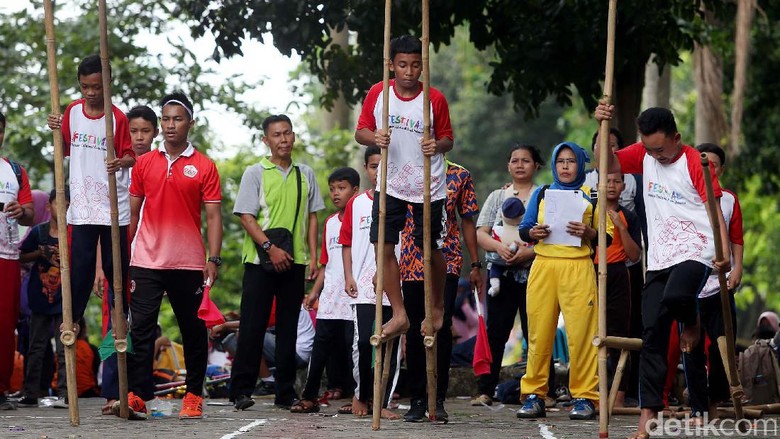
left=470, top=261, right=483, bottom=269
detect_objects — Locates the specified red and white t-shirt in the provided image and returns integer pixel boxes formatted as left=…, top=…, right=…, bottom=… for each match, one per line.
left=356, top=80, right=453, bottom=203
left=129, top=143, right=221, bottom=270
left=339, top=190, right=397, bottom=306
left=62, top=99, right=133, bottom=226
left=0, top=158, right=33, bottom=259
left=699, top=189, right=743, bottom=298
left=317, top=212, right=352, bottom=321
left=617, top=143, right=722, bottom=271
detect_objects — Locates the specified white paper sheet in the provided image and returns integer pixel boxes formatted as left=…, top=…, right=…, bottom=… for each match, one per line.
left=542, top=189, right=587, bottom=247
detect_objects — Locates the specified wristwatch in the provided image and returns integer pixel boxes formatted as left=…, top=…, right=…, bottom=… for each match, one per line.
left=471, top=261, right=483, bottom=269
left=261, top=240, right=273, bottom=251
left=207, top=256, right=222, bottom=266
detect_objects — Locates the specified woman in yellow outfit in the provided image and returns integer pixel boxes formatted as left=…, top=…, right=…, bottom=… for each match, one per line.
left=516, top=141, right=613, bottom=420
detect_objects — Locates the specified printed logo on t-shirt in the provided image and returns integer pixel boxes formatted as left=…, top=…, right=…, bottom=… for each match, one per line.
left=389, top=114, right=424, bottom=135
left=647, top=180, right=685, bottom=205
left=130, top=280, right=136, bottom=293
left=652, top=213, right=707, bottom=266
left=183, top=165, right=198, bottom=178
left=71, top=131, right=107, bottom=151
left=359, top=215, right=372, bottom=230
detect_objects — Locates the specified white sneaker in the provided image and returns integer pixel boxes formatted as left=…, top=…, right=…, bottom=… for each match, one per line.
left=52, top=397, right=68, bottom=408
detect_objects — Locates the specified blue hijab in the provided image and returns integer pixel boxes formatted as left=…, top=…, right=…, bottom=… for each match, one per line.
left=550, top=141, right=590, bottom=190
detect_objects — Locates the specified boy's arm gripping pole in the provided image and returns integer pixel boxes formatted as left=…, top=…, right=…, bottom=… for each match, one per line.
left=597, top=1, right=618, bottom=437
left=371, top=0, right=392, bottom=431
left=44, top=0, right=80, bottom=425
left=98, top=0, right=129, bottom=420
left=700, top=153, right=745, bottom=425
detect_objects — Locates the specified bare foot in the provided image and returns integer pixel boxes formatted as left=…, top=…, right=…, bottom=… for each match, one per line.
left=680, top=321, right=701, bottom=353
left=380, top=315, right=410, bottom=341
left=352, top=397, right=368, bottom=416
left=381, top=408, right=401, bottom=420
left=631, top=408, right=657, bottom=439
left=420, top=307, right=444, bottom=337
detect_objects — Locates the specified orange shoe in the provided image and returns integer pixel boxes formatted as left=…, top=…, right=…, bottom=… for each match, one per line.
left=179, top=392, right=203, bottom=419
left=112, top=392, right=148, bottom=420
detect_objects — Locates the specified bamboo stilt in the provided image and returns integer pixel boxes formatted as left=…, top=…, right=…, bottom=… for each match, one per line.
left=98, top=0, right=129, bottom=419
left=597, top=1, right=618, bottom=437
left=593, top=335, right=643, bottom=351
left=371, top=0, right=392, bottom=430
left=380, top=338, right=395, bottom=408
left=607, top=350, right=629, bottom=416
left=43, top=0, right=80, bottom=426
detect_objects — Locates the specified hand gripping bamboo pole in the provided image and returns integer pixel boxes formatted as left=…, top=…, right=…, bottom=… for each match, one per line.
left=700, top=153, right=745, bottom=426
left=98, top=0, right=130, bottom=419
left=597, top=1, right=618, bottom=437
left=43, top=0, right=80, bottom=426
left=370, top=0, right=392, bottom=430
left=421, top=0, right=437, bottom=421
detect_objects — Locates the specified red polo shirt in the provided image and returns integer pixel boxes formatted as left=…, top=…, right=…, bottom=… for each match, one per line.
left=129, top=144, right=221, bottom=270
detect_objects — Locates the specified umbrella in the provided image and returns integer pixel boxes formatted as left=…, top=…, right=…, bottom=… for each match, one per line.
left=472, top=287, right=492, bottom=376
left=198, top=278, right=225, bottom=329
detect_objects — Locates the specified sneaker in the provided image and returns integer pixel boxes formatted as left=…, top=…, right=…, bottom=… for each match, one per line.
left=470, top=394, right=493, bottom=406
left=0, top=394, right=17, bottom=410
left=516, top=394, right=546, bottom=418
left=179, top=392, right=203, bottom=419
left=234, top=394, right=255, bottom=411
left=434, top=399, right=449, bottom=424
left=113, top=392, right=148, bottom=420
left=403, top=398, right=426, bottom=422
left=569, top=398, right=596, bottom=420
left=252, top=380, right=276, bottom=398
left=52, top=397, right=68, bottom=409
left=16, top=395, right=38, bottom=407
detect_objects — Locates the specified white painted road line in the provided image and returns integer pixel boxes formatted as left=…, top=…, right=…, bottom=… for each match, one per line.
left=220, top=419, right=267, bottom=439
left=539, top=422, right=557, bottom=439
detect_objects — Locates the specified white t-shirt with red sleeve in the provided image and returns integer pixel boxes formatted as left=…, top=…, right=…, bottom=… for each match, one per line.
left=338, top=190, right=396, bottom=306
left=62, top=99, right=134, bottom=226
left=356, top=80, right=453, bottom=203
left=699, top=189, right=743, bottom=298
left=129, top=143, right=221, bottom=271
left=0, top=158, right=33, bottom=260
left=616, top=143, right=722, bottom=271
left=317, top=212, right=352, bottom=321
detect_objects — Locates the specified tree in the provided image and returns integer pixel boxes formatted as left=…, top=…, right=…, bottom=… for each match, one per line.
left=179, top=0, right=729, bottom=140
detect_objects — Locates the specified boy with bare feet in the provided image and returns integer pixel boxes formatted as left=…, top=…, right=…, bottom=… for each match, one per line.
left=595, top=104, right=731, bottom=438
left=339, top=147, right=401, bottom=420
left=355, top=35, right=454, bottom=341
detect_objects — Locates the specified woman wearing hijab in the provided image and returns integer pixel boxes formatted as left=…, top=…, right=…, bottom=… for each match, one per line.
left=515, top=142, right=613, bottom=420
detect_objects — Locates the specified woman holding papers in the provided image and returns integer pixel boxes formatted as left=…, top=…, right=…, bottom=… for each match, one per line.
left=515, top=141, right=613, bottom=421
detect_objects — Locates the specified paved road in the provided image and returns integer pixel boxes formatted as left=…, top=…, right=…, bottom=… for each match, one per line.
left=0, top=397, right=770, bottom=438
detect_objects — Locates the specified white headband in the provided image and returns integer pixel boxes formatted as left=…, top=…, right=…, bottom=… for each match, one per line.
left=163, top=99, right=193, bottom=119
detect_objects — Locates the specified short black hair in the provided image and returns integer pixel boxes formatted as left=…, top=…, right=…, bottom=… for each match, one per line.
left=636, top=107, right=677, bottom=137
left=390, top=35, right=422, bottom=60
left=126, top=105, right=158, bottom=129
left=77, top=54, right=105, bottom=79
left=696, top=143, right=726, bottom=167
left=49, top=186, right=70, bottom=202
left=590, top=127, right=625, bottom=151
left=262, top=114, right=293, bottom=135
left=508, top=144, right=545, bottom=166
left=0, top=110, right=5, bottom=128
left=160, top=91, right=194, bottom=121
left=328, top=167, right=361, bottom=188
left=364, top=145, right=381, bottom=165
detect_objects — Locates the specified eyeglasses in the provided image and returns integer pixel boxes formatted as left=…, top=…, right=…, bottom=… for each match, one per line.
left=555, top=158, right=577, bottom=166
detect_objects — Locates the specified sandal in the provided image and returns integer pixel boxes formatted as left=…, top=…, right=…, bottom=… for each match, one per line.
left=290, top=399, right=319, bottom=414
left=327, top=388, right=343, bottom=400
left=470, top=394, right=493, bottom=406
left=337, top=403, right=353, bottom=415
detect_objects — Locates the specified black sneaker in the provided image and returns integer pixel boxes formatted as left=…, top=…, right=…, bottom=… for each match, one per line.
left=234, top=394, right=255, bottom=411
left=403, top=398, right=426, bottom=422
left=16, top=395, right=38, bottom=407
left=434, top=400, right=449, bottom=424
left=252, top=380, right=276, bottom=399
left=0, top=395, right=17, bottom=411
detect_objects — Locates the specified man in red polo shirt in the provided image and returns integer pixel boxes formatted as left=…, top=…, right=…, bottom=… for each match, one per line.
left=118, top=92, right=223, bottom=420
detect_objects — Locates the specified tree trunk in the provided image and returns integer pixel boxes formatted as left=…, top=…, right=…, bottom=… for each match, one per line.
left=323, top=26, right=351, bottom=131
left=729, top=0, right=756, bottom=161
left=694, top=8, right=727, bottom=146
left=642, top=55, right=670, bottom=109
left=614, top=56, right=647, bottom=143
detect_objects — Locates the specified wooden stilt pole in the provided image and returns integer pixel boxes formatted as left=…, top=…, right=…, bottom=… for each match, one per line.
left=607, top=350, right=629, bottom=416
left=700, top=153, right=745, bottom=426
left=98, top=0, right=129, bottom=420
left=421, top=0, right=437, bottom=422
left=43, top=0, right=80, bottom=426
left=380, top=338, right=396, bottom=407
left=597, top=1, right=618, bottom=437
left=370, top=0, right=392, bottom=430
